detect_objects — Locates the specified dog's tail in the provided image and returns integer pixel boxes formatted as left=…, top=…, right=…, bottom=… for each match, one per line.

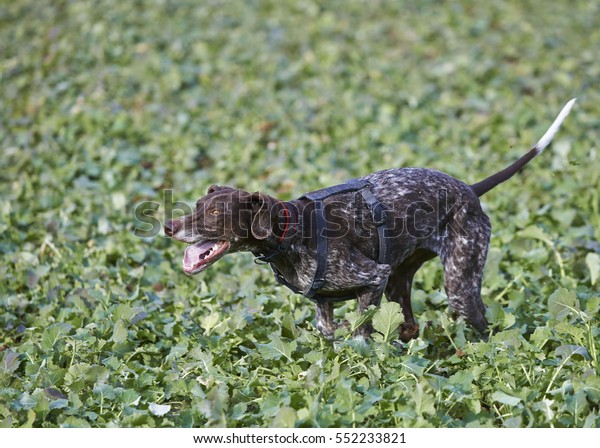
left=470, top=98, right=576, bottom=197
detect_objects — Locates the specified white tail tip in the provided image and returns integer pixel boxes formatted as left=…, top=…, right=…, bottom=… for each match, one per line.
left=534, top=98, right=577, bottom=154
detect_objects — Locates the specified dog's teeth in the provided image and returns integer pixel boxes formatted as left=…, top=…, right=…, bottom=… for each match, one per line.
left=199, top=245, right=217, bottom=261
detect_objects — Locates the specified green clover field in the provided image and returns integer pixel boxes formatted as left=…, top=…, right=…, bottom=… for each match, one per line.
left=1, top=0, right=599, bottom=428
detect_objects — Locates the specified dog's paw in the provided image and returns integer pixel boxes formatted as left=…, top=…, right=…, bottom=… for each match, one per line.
left=398, top=322, right=419, bottom=342
left=352, top=323, right=374, bottom=339
left=316, top=320, right=339, bottom=341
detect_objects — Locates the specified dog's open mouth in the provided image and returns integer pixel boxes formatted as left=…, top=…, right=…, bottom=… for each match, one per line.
left=182, top=240, right=230, bottom=275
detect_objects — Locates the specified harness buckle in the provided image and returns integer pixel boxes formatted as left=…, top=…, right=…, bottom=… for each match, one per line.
left=372, top=204, right=387, bottom=226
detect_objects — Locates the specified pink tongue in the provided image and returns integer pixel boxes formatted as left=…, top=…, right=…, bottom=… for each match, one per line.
left=183, top=241, right=216, bottom=269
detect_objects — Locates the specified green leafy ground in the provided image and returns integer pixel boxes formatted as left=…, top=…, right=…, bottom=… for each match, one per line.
left=1, top=0, right=599, bottom=428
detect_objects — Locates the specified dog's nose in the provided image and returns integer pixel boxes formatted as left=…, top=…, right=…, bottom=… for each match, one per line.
left=164, top=219, right=181, bottom=237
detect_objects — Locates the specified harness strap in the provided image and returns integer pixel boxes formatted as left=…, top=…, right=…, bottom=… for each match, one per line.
left=358, top=187, right=389, bottom=264
left=256, top=178, right=390, bottom=303
left=302, top=178, right=369, bottom=201
left=270, top=265, right=357, bottom=303
left=303, top=199, right=328, bottom=298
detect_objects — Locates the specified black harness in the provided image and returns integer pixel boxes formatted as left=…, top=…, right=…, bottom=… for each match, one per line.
left=254, top=178, right=389, bottom=303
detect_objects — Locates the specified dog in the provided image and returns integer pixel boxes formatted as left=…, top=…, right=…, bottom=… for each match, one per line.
left=164, top=99, right=575, bottom=341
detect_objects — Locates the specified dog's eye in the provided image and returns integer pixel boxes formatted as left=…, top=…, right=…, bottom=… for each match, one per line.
left=210, top=209, right=221, bottom=216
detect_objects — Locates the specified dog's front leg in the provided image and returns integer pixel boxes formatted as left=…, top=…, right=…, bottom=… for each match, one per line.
left=315, top=301, right=337, bottom=340
left=353, top=283, right=387, bottom=339
left=352, top=261, right=392, bottom=338
left=315, top=261, right=391, bottom=340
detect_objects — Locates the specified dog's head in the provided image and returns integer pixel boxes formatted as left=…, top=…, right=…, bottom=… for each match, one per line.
left=164, top=185, right=278, bottom=275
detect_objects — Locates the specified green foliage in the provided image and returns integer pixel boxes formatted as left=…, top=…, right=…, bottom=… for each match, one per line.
left=372, top=302, right=404, bottom=343
left=586, top=253, right=600, bottom=286
left=1, top=0, right=599, bottom=428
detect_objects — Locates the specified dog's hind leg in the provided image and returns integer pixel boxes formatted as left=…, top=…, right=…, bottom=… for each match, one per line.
left=440, top=214, right=491, bottom=336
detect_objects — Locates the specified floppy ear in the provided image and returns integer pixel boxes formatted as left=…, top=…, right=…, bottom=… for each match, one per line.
left=250, top=192, right=274, bottom=240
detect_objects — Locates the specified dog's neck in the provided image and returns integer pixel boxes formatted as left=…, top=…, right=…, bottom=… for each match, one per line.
left=250, top=200, right=291, bottom=262
left=250, top=199, right=311, bottom=263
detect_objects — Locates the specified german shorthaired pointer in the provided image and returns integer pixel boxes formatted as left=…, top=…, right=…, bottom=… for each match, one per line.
left=164, top=99, right=575, bottom=341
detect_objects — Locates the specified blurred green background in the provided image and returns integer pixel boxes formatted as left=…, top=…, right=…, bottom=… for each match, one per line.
left=1, top=0, right=599, bottom=428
